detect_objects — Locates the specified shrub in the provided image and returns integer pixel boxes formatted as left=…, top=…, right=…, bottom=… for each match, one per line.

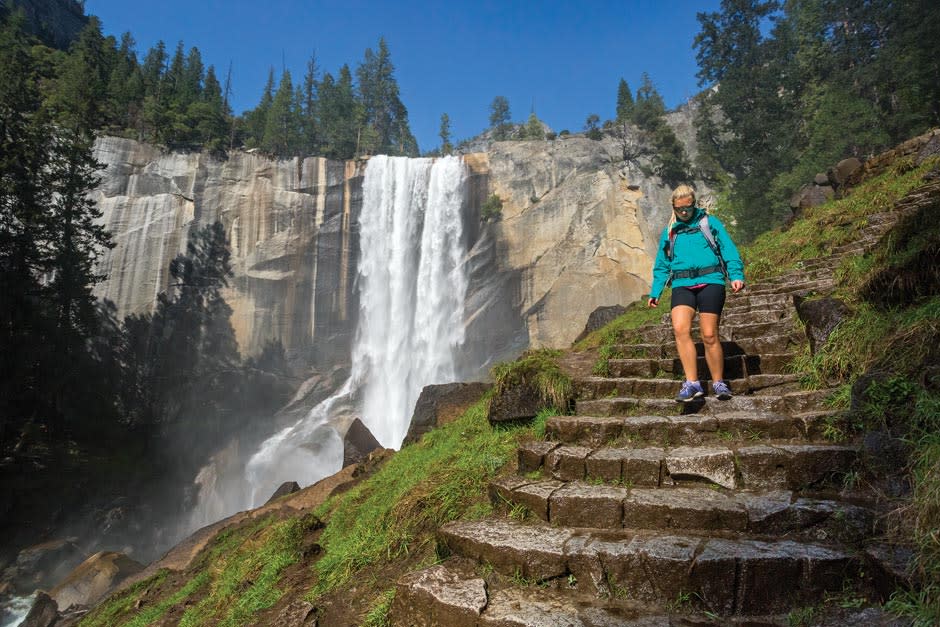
left=480, top=194, right=503, bottom=222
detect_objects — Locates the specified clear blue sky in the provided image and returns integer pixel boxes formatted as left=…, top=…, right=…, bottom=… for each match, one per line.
left=86, top=0, right=721, bottom=152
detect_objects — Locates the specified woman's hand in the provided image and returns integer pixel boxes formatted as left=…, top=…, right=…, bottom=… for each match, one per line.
left=648, top=297, right=658, bottom=308
left=731, top=280, right=745, bottom=293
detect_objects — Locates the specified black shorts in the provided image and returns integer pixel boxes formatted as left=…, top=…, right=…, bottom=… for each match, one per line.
left=670, top=284, right=726, bottom=315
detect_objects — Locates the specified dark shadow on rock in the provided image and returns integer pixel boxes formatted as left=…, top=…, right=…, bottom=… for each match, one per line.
left=404, top=382, right=492, bottom=445
left=572, top=305, right=628, bottom=345
left=342, top=419, right=381, bottom=468
left=795, top=295, right=850, bottom=355
left=265, top=481, right=301, bottom=504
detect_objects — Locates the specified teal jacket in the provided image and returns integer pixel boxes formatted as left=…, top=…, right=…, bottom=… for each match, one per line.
left=649, top=207, right=745, bottom=300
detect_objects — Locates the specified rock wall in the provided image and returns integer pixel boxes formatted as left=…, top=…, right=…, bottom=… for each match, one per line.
left=93, top=132, right=692, bottom=368
left=92, top=137, right=363, bottom=363
left=475, top=136, right=677, bottom=349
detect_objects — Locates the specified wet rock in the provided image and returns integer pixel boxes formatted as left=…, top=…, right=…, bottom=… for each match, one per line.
left=404, top=382, right=492, bottom=445
left=392, top=565, right=486, bottom=627
left=1, top=538, right=82, bottom=595
left=573, top=305, right=628, bottom=344
left=50, top=551, right=144, bottom=610
left=545, top=446, right=592, bottom=481
left=517, top=441, right=558, bottom=473
left=439, top=520, right=570, bottom=581
left=549, top=483, right=628, bottom=528
left=342, top=418, right=381, bottom=467
left=623, top=488, right=747, bottom=532
left=486, top=384, right=546, bottom=425
left=794, top=296, right=851, bottom=355
left=664, top=447, right=736, bottom=489
left=21, top=591, right=57, bottom=627
left=865, top=543, right=914, bottom=601
left=266, top=481, right=301, bottom=503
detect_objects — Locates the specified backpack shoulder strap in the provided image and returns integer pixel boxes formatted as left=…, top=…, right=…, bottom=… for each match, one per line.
left=698, top=214, right=719, bottom=253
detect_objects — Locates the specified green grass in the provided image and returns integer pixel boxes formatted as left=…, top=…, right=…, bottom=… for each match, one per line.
left=362, top=589, right=396, bottom=627
left=490, top=349, right=573, bottom=410
left=573, top=296, right=668, bottom=376
left=78, top=571, right=170, bottom=627
left=176, top=514, right=312, bottom=627
left=744, top=158, right=939, bottom=282
left=308, top=398, right=525, bottom=599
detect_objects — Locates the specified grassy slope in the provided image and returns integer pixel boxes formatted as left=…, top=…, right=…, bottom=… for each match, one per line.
left=81, top=155, right=940, bottom=626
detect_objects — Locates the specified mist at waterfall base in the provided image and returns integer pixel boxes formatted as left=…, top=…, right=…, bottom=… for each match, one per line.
left=189, top=155, right=470, bottom=529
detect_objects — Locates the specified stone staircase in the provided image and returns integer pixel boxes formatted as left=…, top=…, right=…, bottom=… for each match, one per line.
left=390, top=236, right=902, bottom=625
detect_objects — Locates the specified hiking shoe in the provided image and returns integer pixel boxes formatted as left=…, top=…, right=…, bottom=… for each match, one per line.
left=675, top=380, right=705, bottom=403
left=713, top=380, right=733, bottom=400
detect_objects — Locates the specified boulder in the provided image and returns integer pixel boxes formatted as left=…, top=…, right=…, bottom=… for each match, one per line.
left=21, top=591, right=57, bottom=627
left=813, top=172, right=830, bottom=186
left=265, top=481, right=301, bottom=504
left=789, top=183, right=835, bottom=215
left=50, top=551, right=144, bottom=610
left=485, top=384, right=544, bottom=425
left=1, top=538, right=82, bottom=595
left=403, top=382, right=492, bottom=445
left=572, top=305, right=628, bottom=344
left=342, top=418, right=381, bottom=468
left=829, top=157, right=863, bottom=188
left=794, top=296, right=851, bottom=355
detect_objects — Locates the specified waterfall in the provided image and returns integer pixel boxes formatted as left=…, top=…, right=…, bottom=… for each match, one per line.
left=188, top=155, right=469, bottom=522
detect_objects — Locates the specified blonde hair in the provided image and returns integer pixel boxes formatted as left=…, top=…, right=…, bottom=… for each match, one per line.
left=671, top=184, right=696, bottom=206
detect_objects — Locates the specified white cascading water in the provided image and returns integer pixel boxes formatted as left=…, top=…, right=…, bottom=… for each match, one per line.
left=189, top=155, right=469, bottom=523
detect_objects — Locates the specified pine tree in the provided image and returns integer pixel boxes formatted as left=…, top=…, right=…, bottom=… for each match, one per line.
left=523, top=111, right=544, bottom=140
left=355, top=38, right=417, bottom=155
left=616, top=78, right=634, bottom=123
left=244, top=68, right=275, bottom=148
left=439, top=113, right=453, bottom=154
left=489, top=96, right=511, bottom=140
left=318, top=66, right=360, bottom=159
left=261, top=69, right=300, bottom=156
left=300, top=52, right=320, bottom=155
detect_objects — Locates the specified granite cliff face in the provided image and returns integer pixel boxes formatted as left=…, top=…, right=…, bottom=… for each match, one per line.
left=471, top=136, right=677, bottom=349
left=93, top=132, right=691, bottom=369
left=92, top=137, right=362, bottom=364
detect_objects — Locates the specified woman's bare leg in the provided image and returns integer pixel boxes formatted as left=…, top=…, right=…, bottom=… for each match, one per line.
left=671, top=305, right=698, bottom=381
left=699, top=312, right=723, bottom=382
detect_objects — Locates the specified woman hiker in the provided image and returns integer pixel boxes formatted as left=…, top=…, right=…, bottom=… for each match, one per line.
left=647, top=184, right=746, bottom=402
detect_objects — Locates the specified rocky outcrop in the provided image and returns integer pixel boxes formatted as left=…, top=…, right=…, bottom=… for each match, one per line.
left=92, top=137, right=364, bottom=363
left=404, top=383, right=493, bottom=445
left=476, top=136, right=679, bottom=349
left=4, top=0, right=87, bottom=50
left=50, top=551, right=144, bottom=610
left=92, top=132, right=694, bottom=367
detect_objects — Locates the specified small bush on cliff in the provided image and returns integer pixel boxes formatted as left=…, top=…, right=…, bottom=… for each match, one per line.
left=481, top=193, right=503, bottom=222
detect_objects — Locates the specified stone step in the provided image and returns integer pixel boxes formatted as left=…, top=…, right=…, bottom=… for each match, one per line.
left=490, top=478, right=875, bottom=541
left=608, top=352, right=794, bottom=379
left=576, top=373, right=802, bottom=400
left=391, top=563, right=668, bottom=626
left=576, top=388, right=837, bottom=417
left=632, top=317, right=800, bottom=345
left=613, top=332, right=805, bottom=359
left=543, top=409, right=827, bottom=447
left=721, top=292, right=793, bottom=312
left=438, top=519, right=858, bottom=615
left=744, top=277, right=836, bottom=297
left=519, top=442, right=857, bottom=491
